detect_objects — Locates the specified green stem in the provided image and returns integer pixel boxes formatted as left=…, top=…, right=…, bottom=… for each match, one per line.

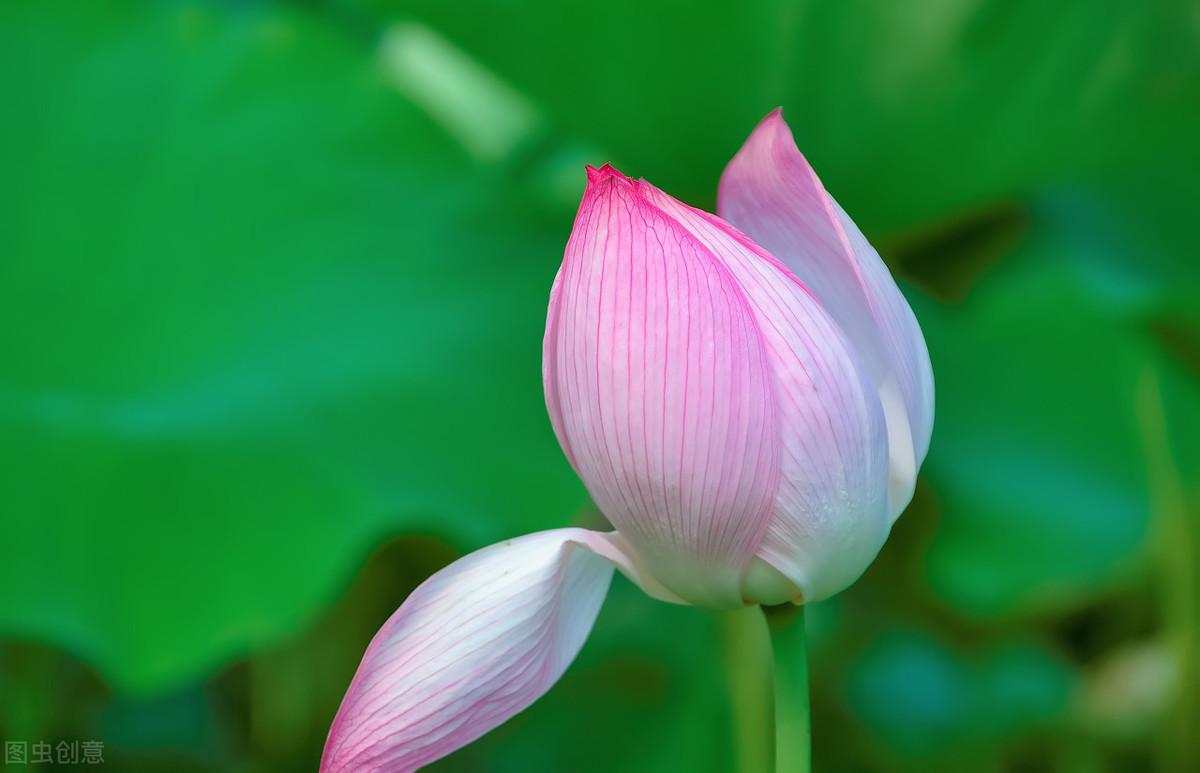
left=767, top=605, right=811, bottom=773
left=1137, top=368, right=1200, bottom=772
left=721, top=606, right=775, bottom=773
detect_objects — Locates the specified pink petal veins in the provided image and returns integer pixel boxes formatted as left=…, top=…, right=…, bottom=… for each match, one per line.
left=543, top=165, right=781, bottom=607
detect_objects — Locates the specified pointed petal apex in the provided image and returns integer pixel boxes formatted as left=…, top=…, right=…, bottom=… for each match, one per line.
left=585, top=163, right=629, bottom=187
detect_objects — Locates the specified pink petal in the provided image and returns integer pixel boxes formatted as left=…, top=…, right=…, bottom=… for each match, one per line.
left=719, top=110, right=934, bottom=520
left=321, top=528, right=618, bottom=773
left=544, top=165, right=781, bottom=608
left=637, top=183, right=891, bottom=603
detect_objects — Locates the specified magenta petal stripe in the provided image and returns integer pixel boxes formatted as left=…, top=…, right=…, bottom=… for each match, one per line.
left=719, top=110, right=935, bottom=520
left=543, top=166, right=781, bottom=608
left=320, top=529, right=616, bottom=773
left=636, top=183, right=890, bottom=603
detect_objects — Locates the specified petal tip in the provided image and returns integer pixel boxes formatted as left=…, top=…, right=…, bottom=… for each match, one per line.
left=585, top=163, right=632, bottom=187
left=755, top=107, right=798, bottom=154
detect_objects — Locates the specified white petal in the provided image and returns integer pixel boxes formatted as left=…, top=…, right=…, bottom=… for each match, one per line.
left=321, top=528, right=617, bottom=772
left=720, top=110, right=934, bottom=519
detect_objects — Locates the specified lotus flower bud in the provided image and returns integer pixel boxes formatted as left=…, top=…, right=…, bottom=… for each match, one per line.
left=543, top=112, right=932, bottom=607
left=322, top=110, right=933, bottom=772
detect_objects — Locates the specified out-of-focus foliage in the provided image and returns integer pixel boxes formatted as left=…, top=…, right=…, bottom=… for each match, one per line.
left=1, top=0, right=1197, bottom=771
left=0, top=0, right=583, bottom=694
left=918, top=232, right=1154, bottom=615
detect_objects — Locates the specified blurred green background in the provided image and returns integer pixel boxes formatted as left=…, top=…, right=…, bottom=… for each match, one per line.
left=2, top=0, right=1198, bottom=770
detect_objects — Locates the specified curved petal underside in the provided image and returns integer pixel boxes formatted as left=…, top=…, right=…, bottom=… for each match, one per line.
left=638, top=182, right=891, bottom=603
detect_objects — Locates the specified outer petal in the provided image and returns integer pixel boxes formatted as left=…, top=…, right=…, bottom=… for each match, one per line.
left=637, top=182, right=891, bottom=603
left=719, top=110, right=934, bottom=520
left=544, top=166, right=781, bottom=608
left=321, top=528, right=619, bottom=773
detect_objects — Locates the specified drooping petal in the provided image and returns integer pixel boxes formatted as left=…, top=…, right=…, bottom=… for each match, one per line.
left=637, top=181, right=890, bottom=604
left=321, top=528, right=619, bottom=773
left=719, top=110, right=934, bottom=520
left=544, top=165, right=781, bottom=608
